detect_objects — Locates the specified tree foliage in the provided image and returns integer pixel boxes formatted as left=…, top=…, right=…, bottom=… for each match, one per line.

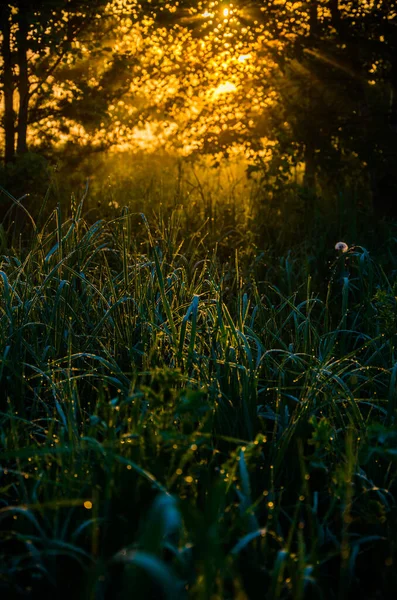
left=0, top=0, right=396, bottom=215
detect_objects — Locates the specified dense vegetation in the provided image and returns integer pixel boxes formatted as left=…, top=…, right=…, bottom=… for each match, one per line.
left=1, top=1, right=397, bottom=218
left=1, top=182, right=397, bottom=599
left=1, top=1, right=397, bottom=598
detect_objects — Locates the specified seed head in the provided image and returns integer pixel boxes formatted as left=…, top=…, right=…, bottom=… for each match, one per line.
left=335, top=241, right=348, bottom=253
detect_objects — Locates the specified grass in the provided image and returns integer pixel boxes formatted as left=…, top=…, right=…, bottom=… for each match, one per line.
left=1, top=184, right=397, bottom=599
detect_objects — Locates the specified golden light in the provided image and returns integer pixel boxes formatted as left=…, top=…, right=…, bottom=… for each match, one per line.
left=25, top=0, right=280, bottom=158
left=212, top=81, right=237, bottom=99
left=238, top=54, right=252, bottom=63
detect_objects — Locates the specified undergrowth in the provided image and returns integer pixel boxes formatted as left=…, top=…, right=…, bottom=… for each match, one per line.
left=1, top=186, right=397, bottom=599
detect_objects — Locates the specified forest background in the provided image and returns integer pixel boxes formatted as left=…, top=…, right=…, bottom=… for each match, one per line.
left=2, top=3, right=397, bottom=600
left=1, top=0, right=396, bottom=245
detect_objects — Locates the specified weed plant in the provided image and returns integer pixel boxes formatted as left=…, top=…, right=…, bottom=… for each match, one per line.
left=1, top=185, right=397, bottom=599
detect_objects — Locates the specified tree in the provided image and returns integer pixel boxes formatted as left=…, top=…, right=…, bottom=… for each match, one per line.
left=174, top=1, right=397, bottom=218
left=0, top=0, right=142, bottom=163
left=16, top=0, right=29, bottom=155
left=0, top=3, right=15, bottom=164
left=2, top=0, right=396, bottom=222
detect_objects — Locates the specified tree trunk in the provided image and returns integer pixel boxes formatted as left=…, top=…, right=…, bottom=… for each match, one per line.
left=328, top=0, right=341, bottom=30
left=303, top=1, right=318, bottom=211
left=0, top=4, right=15, bottom=163
left=309, top=1, right=319, bottom=38
left=389, top=56, right=397, bottom=132
left=16, top=0, right=29, bottom=155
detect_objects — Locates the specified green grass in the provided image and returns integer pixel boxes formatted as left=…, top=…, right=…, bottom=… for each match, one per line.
left=1, top=186, right=397, bottom=599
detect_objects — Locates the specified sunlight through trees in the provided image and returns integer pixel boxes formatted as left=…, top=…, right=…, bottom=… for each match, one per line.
left=1, top=1, right=396, bottom=214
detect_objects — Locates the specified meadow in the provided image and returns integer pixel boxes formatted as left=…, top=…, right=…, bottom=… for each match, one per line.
left=1, top=175, right=397, bottom=600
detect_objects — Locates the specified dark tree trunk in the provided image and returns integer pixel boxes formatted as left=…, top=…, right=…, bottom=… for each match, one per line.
left=16, top=0, right=29, bottom=155
left=309, top=0, right=319, bottom=38
left=328, top=0, right=341, bottom=30
left=389, top=58, right=397, bottom=132
left=370, top=40, right=397, bottom=219
left=303, top=1, right=318, bottom=201
left=0, top=4, right=15, bottom=163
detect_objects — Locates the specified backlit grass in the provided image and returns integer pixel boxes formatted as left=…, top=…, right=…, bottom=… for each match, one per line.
left=1, top=188, right=397, bottom=599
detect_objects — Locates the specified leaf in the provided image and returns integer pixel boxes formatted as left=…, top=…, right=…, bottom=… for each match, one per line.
left=142, top=493, right=182, bottom=553
left=230, top=527, right=267, bottom=556
left=114, top=550, right=182, bottom=600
